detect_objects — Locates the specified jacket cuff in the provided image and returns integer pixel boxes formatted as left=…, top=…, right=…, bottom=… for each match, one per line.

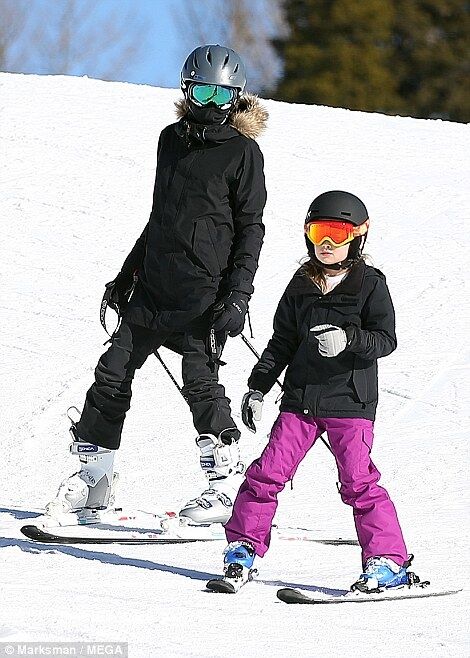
left=345, top=325, right=358, bottom=350
left=247, top=372, right=273, bottom=396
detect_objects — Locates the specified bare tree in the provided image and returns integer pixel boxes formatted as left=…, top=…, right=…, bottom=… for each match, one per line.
left=0, top=0, right=32, bottom=71
left=0, top=0, right=152, bottom=83
left=172, top=0, right=286, bottom=95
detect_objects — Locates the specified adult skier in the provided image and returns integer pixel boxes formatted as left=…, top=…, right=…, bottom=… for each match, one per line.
left=209, top=191, right=412, bottom=593
left=45, top=45, right=268, bottom=526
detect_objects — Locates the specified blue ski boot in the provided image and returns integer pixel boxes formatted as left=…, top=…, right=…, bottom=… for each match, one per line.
left=206, top=541, right=257, bottom=593
left=351, top=555, right=418, bottom=593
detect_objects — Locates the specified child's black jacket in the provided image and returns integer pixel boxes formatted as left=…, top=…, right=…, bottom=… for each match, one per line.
left=248, top=261, right=396, bottom=421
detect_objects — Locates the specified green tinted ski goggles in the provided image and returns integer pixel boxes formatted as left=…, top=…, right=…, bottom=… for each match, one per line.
left=189, top=83, right=236, bottom=109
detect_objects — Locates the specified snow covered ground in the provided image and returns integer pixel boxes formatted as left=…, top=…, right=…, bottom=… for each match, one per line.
left=1, top=72, right=469, bottom=657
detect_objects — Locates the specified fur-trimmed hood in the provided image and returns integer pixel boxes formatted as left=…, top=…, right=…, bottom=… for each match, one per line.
left=174, top=93, right=268, bottom=140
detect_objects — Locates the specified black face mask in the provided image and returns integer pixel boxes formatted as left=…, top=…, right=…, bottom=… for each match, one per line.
left=187, top=100, right=231, bottom=126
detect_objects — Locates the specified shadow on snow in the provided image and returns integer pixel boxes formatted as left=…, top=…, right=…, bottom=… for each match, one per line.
left=0, top=506, right=43, bottom=521
left=0, top=506, right=348, bottom=596
left=0, top=536, right=347, bottom=595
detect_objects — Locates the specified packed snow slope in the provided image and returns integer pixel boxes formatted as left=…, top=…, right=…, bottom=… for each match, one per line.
left=1, top=73, right=469, bottom=658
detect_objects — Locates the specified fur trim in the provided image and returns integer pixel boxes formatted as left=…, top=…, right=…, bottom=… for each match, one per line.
left=231, top=94, right=268, bottom=139
left=174, top=97, right=190, bottom=120
left=174, top=93, right=268, bottom=139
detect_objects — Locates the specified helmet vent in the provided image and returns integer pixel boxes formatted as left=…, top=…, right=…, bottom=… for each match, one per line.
left=206, top=48, right=212, bottom=64
left=223, top=53, right=230, bottom=67
left=193, top=53, right=199, bottom=68
left=341, top=211, right=351, bottom=216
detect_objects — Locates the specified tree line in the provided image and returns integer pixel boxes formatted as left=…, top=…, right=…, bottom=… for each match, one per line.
left=271, top=0, right=469, bottom=122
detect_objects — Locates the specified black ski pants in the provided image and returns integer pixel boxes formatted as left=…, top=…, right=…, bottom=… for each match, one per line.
left=75, top=320, right=238, bottom=450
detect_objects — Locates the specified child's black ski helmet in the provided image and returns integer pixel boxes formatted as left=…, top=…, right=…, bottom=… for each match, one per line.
left=306, top=190, right=368, bottom=225
left=305, top=191, right=369, bottom=269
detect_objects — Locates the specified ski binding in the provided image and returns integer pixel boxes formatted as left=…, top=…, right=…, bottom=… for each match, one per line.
left=206, top=564, right=258, bottom=594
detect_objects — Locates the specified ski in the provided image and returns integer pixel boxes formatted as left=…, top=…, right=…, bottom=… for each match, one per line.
left=274, top=527, right=358, bottom=545
left=20, top=511, right=358, bottom=546
left=20, top=522, right=357, bottom=546
left=20, top=524, right=357, bottom=545
left=20, top=524, right=217, bottom=544
left=276, top=585, right=462, bottom=605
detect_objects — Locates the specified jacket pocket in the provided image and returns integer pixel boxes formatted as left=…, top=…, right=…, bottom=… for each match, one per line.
left=326, top=301, right=361, bottom=328
left=352, top=358, right=377, bottom=403
left=192, top=218, right=221, bottom=278
left=361, top=426, right=373, bottom=453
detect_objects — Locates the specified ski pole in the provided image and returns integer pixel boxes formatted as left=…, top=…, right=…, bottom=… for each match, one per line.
left=240, top=333, right=283, bottom=391
left=240, top=333, right=334, bottom=457
left=154, top=350, right=189, bottom=404
left=154, top=339, right=334, bottom=459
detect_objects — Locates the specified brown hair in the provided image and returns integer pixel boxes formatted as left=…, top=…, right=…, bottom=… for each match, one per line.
left=300, top=258, right=328, bottom=292
left=301, top=254, right=368, bottom=292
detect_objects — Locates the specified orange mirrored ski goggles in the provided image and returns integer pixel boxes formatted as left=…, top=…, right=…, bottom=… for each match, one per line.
left=304, top=219, right=369, bottom=247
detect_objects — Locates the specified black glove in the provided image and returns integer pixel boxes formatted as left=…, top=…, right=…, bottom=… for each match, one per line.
left=241, top=390, right=264, bottom=433
left=104, top=271, right=135, bottom=315
left=212, top=291, right=249, bottom=338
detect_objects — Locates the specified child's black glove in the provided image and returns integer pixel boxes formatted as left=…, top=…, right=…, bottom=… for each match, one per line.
left=212, top=291, right=249, bottom=337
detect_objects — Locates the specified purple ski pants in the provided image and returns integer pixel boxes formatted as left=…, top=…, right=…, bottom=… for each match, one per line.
left=225, top=412, right=408, bottom=566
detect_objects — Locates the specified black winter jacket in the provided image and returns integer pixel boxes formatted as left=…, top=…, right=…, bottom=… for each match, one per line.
left=248, top=261, right=397, bottom=421
left=120, top=95, right=268, bottom=331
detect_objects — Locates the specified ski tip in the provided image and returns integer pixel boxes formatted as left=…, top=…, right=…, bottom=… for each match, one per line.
left=206, top=579, right=236, bottom=594
left=21, top=524, right=44, bottom=540
left=276, top=587, right=309, bottom=604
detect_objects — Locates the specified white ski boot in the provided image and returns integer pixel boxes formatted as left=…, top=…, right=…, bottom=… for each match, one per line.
left=179, top=429, right=244, bottom=525
left=44, top=409, right=118, bottom=526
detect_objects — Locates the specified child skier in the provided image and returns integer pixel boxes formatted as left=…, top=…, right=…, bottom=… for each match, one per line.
left=45, top=45, right=268, bottom=527
left=209, top=190, right=411, bottom=593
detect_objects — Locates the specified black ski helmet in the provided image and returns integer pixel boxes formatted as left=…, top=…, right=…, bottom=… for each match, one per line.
left=305, top=191, right=369, bottom=270
left=181, top=45, right=247, bottom=93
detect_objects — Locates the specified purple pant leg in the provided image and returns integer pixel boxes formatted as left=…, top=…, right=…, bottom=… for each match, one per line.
left=225, top=412, right=320, bottom=556
left=325, top=417, right=408, bottom=566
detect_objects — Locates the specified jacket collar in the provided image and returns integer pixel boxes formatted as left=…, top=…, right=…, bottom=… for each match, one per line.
left=286, top=260, right=366, bottom=297
left=174, top=93, right=268, bottom=142
left=174, top=118, right=240, bottom=145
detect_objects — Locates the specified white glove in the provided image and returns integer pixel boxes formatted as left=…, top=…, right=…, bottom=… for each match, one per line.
left=311, top=324, right=347, bottom=357
left=241, top=390, right=264, bottom=433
